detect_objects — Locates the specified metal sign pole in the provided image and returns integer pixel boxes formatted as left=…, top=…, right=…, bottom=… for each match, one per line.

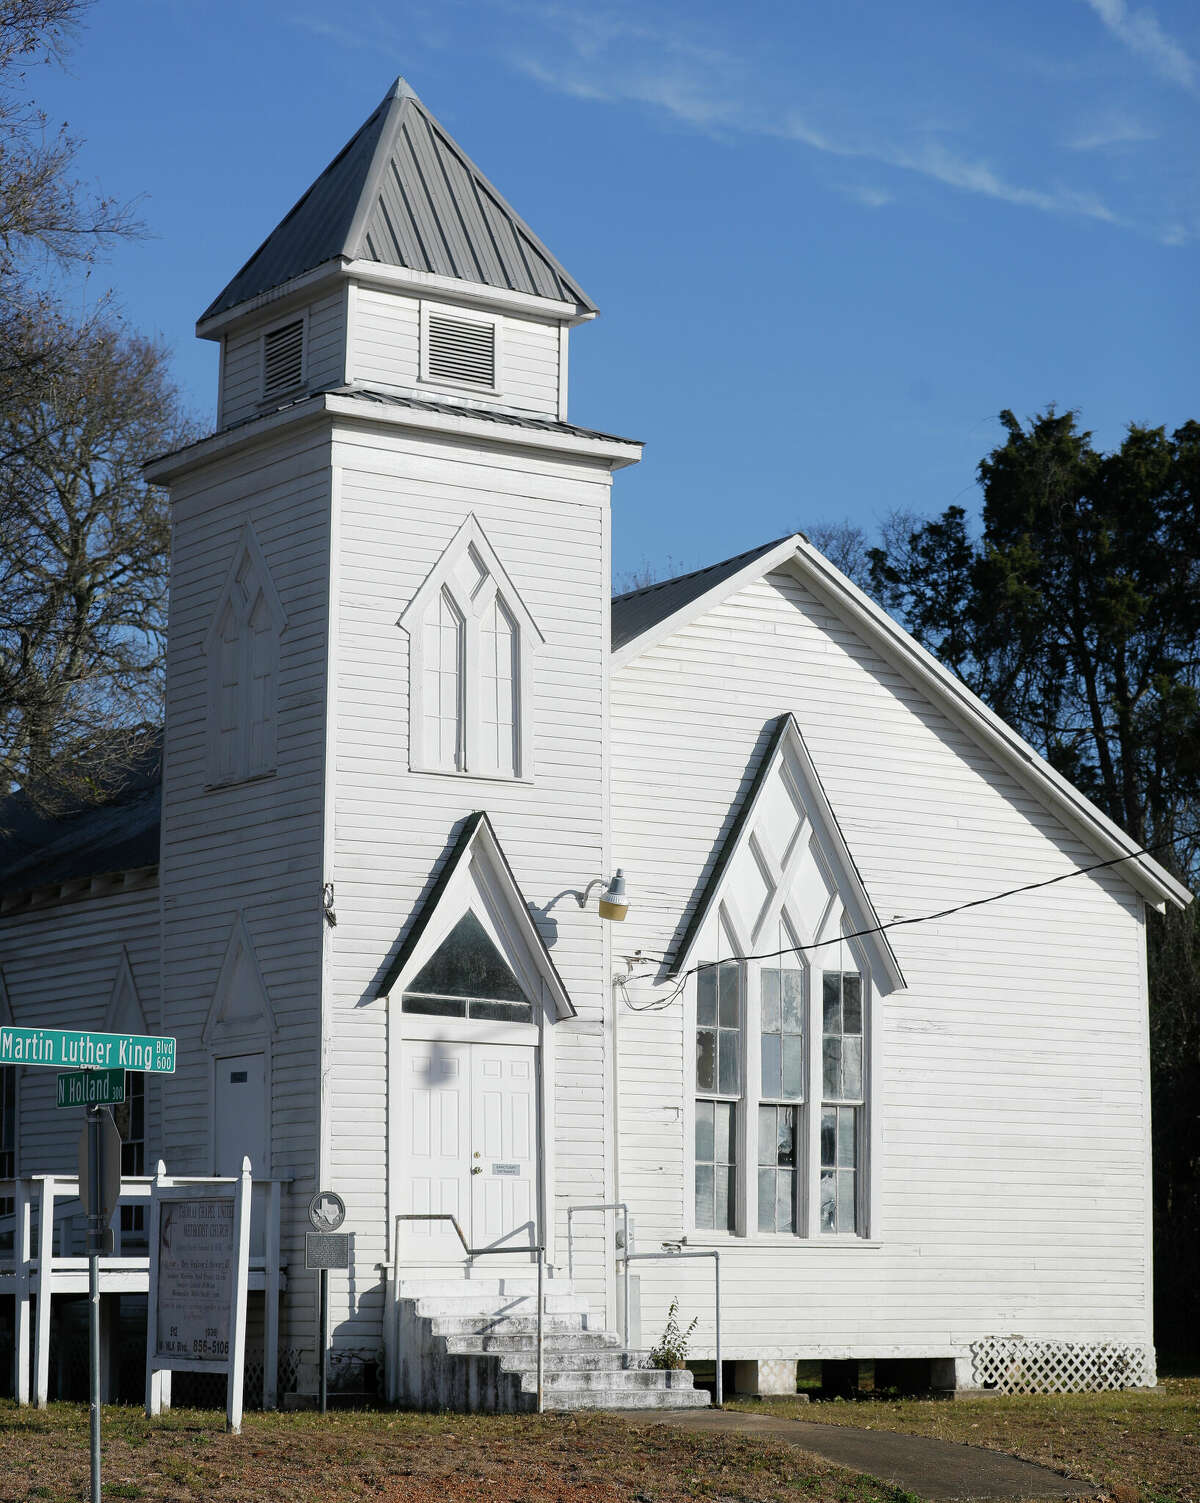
left=318, top=1268, right=329, bottom=1414
left=86, top=1103, right=103, bottom=1503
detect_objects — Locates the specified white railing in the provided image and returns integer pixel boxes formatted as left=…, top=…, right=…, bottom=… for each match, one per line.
left=564, top=1201, right=630, bottom=1360
left=0, top=1170, right=287, bottom=1408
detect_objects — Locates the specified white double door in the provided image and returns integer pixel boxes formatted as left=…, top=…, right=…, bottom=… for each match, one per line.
left=401, top=1040, right=539, bottom=1261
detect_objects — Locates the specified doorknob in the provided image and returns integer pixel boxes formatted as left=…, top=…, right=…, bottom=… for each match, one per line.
left=471, top=1166, right=483, bottom=1175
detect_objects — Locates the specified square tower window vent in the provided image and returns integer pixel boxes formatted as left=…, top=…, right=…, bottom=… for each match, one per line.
left=262, top=318, right=305, bottom=399
left=426, top=312, right=496, bottom=389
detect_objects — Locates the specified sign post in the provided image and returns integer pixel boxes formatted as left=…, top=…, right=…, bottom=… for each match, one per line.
left=9, top=1028, right=173, bottom=1503
left=306, top=1192, right=347, bottom=1415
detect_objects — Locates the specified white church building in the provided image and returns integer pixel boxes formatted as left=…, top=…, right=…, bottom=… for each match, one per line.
left=0, top=79, right=1187, bottom=1409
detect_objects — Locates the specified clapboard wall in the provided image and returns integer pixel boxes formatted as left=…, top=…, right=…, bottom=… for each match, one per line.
left=158, top=425, right=333, bottom=1362
left=0, top=882, right=161, bottom=1182
left=322, top=417, right=615, bottom=1358
left=610, top=565, right=1154, bottom=1367
left=219, top=289, right=348, bottom=430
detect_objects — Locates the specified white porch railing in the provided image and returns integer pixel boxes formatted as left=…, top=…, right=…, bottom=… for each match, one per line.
left=0, top=1170, right=288, bottom=1408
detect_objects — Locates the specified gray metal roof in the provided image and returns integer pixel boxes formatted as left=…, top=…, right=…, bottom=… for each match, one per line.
left=202, top=78, right=596, bottom=323
left=610, top=536, right=796, bottom=654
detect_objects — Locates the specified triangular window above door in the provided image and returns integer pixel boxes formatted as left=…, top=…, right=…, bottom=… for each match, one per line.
left=404, top=911, right=532, bottom=1023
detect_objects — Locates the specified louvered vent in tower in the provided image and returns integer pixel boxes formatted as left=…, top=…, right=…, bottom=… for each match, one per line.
left=426, top=313, right=496, bottom=389
left=262, top=319, right=305, bottom=398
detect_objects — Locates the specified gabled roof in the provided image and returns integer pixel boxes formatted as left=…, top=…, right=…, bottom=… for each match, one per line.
left=671, top=713, right=906, bottom=992
left=202, top=78, right=596, bottom=323
left=611, top=537, right=792, bottom=654
left=376, top=811, right=574, bottom=1018
left=611, top=535, right=1191, bottom=914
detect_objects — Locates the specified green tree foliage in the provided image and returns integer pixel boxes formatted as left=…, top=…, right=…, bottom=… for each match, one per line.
left=865, top=408, right=1200, bottom=1355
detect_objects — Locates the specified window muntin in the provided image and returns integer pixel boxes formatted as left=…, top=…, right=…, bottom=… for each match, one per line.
left=695, top=1099, right=736, bottom=1232
left=820, top=971, right=863, bottom=1234
left=695, top=959, right=741, bottom=1232
left=757, top=938, right=804, bottom=1233
left=479, top=597, right=518, bottom=777
left=424, top=589, right=465, bottom=772
left=760, top=954, right=804, bottom=1102
left=402, top=911, right=533, bottom=1024
left=115, top=1072, right=146, bottom=1239
left=758, top=1104, right=797, bottom=1233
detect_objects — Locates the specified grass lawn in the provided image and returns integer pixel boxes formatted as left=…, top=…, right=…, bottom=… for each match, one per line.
left=0, top=1402, right=914, bottom=1503
left=730, top=1377, right=1200, bottom=1503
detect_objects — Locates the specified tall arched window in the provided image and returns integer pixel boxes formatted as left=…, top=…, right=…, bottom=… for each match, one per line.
left=401, top=516, right=542, bottom=781
left=205, top=526, right=287, bottom=787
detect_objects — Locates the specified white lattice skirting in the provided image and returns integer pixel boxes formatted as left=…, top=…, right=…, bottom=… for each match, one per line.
left=970, top=1337, right=1155, bottom=1393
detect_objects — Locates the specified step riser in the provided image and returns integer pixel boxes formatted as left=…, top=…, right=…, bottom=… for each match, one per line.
left=411, top=1296, right=588, bottom=1318
left=444, top=1334, right=621, bottom=1355
left=543, top=1390, right=711, bottom=1410
left=525, top=1371, right=700, bottom=1392
left=396, top=1279, right=573, bottom=1300
left=429, top=1315, right=589, bottom=1336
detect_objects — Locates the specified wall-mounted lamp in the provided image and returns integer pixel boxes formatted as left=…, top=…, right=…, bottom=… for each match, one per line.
left=597, top=869, right=629, bottom=922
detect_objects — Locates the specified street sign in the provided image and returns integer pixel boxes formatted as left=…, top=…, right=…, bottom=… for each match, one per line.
left=308, top=1191, right=345, bottom=1232
left=57, top=1068, right=125, bottom=1109
left=305, top=1232, right=350, bottom=1270
left=0, top=1025, right=175, bottom=1073
left=77, top=1110, right=123, bottom=1228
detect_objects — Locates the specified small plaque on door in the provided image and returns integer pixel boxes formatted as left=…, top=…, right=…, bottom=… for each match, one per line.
left=492, top=1162, right=520, bottom=1176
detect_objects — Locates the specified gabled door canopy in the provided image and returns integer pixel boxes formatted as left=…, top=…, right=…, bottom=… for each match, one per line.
left=378, top=811, right=575, bottom=1019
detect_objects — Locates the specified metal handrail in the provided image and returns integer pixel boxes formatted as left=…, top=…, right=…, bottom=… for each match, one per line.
left=565, top=1201, right=630, bottom=1359
left=394, top=1213, right=546, bottom=1413
left=621, top=1249, right=722, bottom=1407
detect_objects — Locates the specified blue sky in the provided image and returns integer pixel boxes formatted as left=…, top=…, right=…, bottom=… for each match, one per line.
left=32, top=0, right=1199, bottom=580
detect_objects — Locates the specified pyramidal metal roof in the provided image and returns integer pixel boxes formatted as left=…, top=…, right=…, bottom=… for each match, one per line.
left=201, top=78, right=597, bottom=323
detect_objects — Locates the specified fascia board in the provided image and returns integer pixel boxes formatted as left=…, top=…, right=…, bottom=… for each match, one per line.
left=784, top=539, right=1192, bottom=912
left=610, top=537, right=802, bottom=672
left=342, top=260, right=588, bottom=323
left=143, top=402, right=328, bottom=485
left=195, top=260, right=347, bottom=340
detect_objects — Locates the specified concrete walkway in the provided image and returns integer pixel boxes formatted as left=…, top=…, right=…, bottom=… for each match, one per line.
left=630, top=1409, right=1091, bottom=1501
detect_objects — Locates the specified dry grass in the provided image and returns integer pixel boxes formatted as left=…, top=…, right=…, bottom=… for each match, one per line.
left=0, top=1402, right=916, bottom=1503
left=732, top=1377, right=1200, bottom=1503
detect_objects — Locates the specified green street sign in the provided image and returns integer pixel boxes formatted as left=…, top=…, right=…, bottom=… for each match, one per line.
left=0, top=1026, right=175, bottom=1074
left=56, top=1068, right=126, bottom=1110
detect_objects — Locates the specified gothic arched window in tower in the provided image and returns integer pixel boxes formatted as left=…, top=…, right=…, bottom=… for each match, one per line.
left=205, top=524, right=287, bottom=787
left=400, top=515, right=542, bottom=781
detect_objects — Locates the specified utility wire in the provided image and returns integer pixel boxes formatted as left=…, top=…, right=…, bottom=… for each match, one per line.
left=617, top=825, right=1196, bottom=1013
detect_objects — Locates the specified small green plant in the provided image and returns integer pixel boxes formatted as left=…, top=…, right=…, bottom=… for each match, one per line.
left=646, top=1297, right=699, bottom=1370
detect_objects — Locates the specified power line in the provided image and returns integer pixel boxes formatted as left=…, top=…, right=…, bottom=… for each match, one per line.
left=617, top=826, right=1195, bottom=1013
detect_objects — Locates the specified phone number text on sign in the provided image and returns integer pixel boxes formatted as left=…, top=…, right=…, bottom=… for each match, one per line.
left=154, top=1197, right=234, bottom=1362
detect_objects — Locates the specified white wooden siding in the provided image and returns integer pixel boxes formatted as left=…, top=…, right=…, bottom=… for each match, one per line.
left=611, top=567, right=1154, bottom=1363
left=0, top=886, right=161, bottom=1182
left=324, top=423, right=613, bottom=1355
left=348, top=287, right=565, bottom=417
left=218, top=290, right=347, bottom=429
left=159, top=429, right=333, bottom=1358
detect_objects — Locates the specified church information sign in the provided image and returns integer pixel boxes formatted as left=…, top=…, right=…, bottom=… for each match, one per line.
left=56, top=1068, right=126, bottom=1108
left=0, top=1026, right=176, bottom=1073
left=154, top=1198, right=236, bottom=1362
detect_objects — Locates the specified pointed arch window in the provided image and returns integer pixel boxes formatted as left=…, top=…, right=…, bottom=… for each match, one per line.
left=400, top=517, right=542, bottom=780
left=402, top=911, right=533, bottom=1024
left=205, top=526, right=287, bottom=787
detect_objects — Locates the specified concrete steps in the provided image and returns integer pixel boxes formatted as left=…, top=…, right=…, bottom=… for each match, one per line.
left=393, top=1276, right=709, bottom=1413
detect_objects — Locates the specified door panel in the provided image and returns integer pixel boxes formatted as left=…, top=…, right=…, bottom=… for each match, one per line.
left=402, top=1041, right=470, bottom=1261
left=214, top=1054, right=266, bottom=1176
left=470, top=1045, right=538, bottom=1252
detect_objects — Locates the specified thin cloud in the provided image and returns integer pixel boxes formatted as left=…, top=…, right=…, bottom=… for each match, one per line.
left=1067, top=112, right=1157, bottom=150
left=1082, top=0, right=1198, bottom=90
left=841, top=185, right=895, bottom=209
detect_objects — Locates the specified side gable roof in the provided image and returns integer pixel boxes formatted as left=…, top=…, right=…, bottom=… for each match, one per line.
left=202, top=78, right=596, bottom=323
left=671, top=714, right=906, bottom=992
left=612, top=535, right=1191, bottom=913
left=376, top=811, right=574, bottom=1018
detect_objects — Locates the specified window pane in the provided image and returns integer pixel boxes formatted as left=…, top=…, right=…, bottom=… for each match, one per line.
left=469, top=999, right=533, bottom=1023
left=697, top=968, right=717, bottom=1027
left=777, top=1169, right=795, bottom=1234
left=761, top=969, right=780, bottom=1032
left=716, top=1165, right=734, bottom=1231
left=777, top=1107, right=796, bottom=1168
left=761, top=1033, right=781, bottom=1099
left=822, top=972, right=841, bottom=1032
left=718, top=1030, right=740, bottom=1094
left=696, top=1030, right=716, bottom=1091
left=822, top=1038, right=841, bottom=1097
left=758, top=1168, right=776, bottom=1232
left=782, top=972, right=804, bottom=1033
left=820, top=1107, right=836, bottom=1168
left=837, top=1169, right=857, bottom=1233
left=695, top=1165, right=715, bottom=1229
left=781, top=1035, right=804, bottom=1100
left=410, top=912, right=528, bottom=1003
left=842, top=974, right=863, bottom=1031
left=758, top=1105, right=775, bottom=1166
left=837, top=1106, right=857, bottom=1168
left=402, top=994, right=466, bottom=1017
left=717, top=963, right=739, bottom=1027
left=695, top=1101, right=714, bottom=1163
left=714, top=1102, right=733, bottom=1164
left=842, top=1036, right=863, bottom=1099
left=819, top=1170, right=836, bottom=1231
